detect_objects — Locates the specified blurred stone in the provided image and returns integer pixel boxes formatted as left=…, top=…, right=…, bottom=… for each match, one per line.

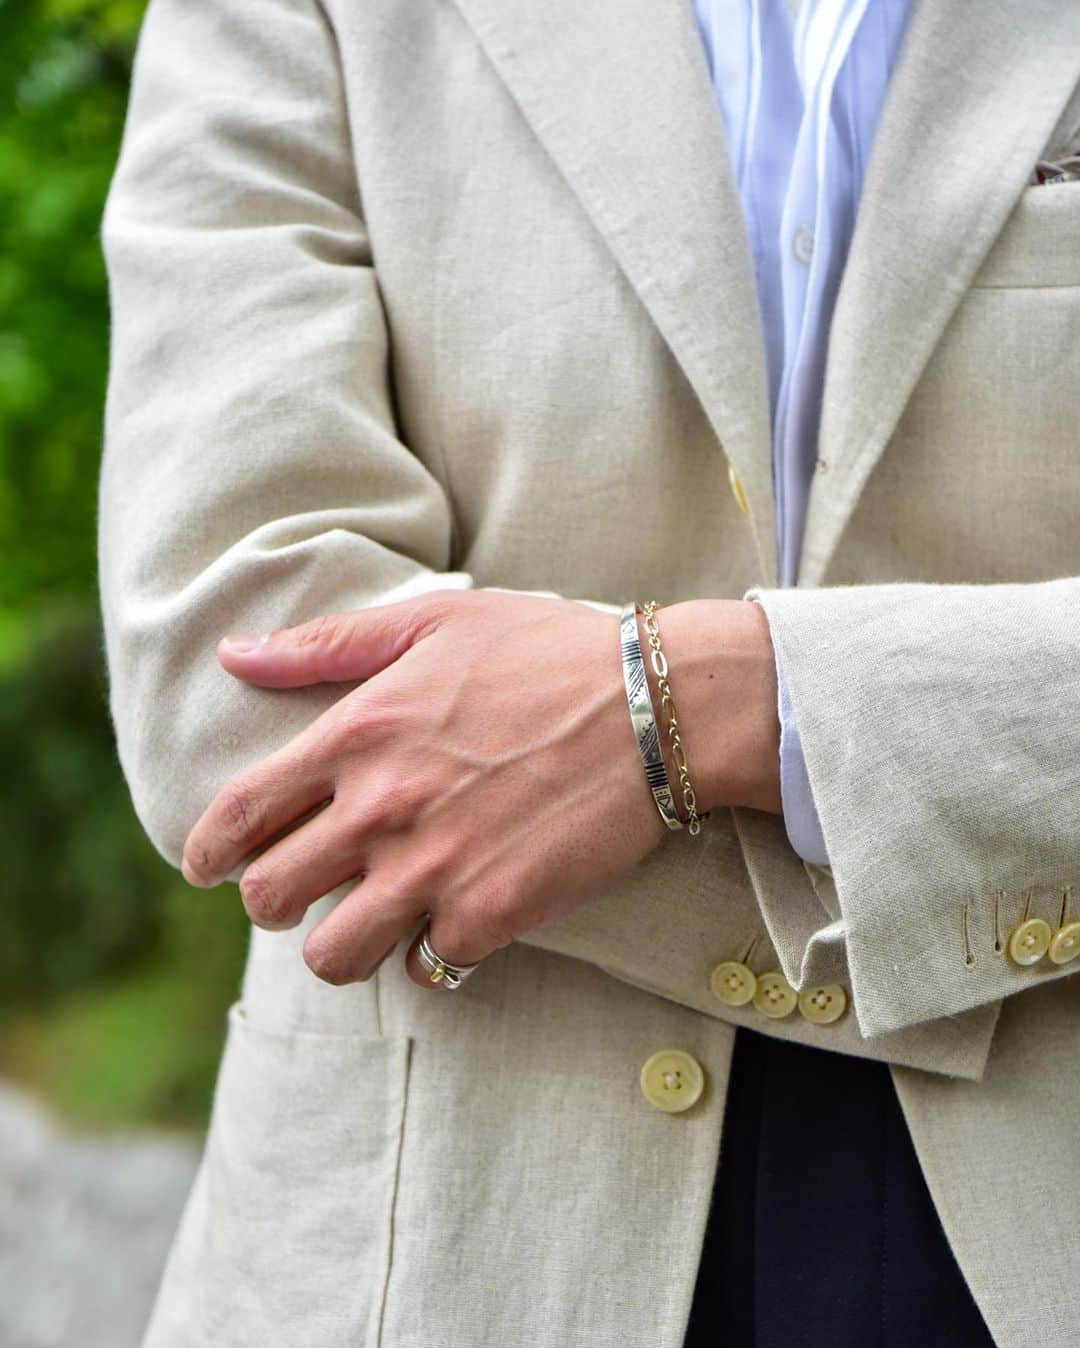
left=0, top=1080, right=200, bottom=1348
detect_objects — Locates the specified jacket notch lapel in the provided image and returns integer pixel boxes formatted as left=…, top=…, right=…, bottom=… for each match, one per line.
left=798, top=0, right=1080, bottom=589
left=451, top=0, right=779, bottom=587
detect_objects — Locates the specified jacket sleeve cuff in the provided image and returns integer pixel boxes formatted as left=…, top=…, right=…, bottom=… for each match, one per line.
left=741, top=577, right=1080, bottom=1037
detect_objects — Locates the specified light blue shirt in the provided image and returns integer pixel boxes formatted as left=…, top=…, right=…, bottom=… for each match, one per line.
left=692, top=0, right=912, bottom=865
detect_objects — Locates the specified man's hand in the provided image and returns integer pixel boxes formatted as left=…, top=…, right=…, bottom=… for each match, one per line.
left=180, top=589, right=781, bottom=990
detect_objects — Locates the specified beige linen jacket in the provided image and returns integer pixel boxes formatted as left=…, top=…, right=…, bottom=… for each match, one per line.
left=98, top=0, right=1080, bottom=1343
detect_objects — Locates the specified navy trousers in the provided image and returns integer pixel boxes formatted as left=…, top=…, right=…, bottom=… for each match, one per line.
left=682, top=1026, right=998, bottom=1347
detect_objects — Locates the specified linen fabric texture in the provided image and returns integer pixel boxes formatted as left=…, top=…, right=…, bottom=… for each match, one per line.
left=96, top=0, right=1080, bottom=1343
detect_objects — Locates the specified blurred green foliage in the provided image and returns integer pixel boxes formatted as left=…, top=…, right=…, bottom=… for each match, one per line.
left=0, top=0, right=251, bottom=1128
left=0, top=0, right=143, bottom=633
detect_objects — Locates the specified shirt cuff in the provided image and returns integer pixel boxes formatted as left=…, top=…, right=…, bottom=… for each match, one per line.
left=750, top=596, right=831, bottom=867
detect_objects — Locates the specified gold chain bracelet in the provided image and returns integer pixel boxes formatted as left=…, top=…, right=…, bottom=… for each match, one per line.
left=640, top=600, right=709, bottom=836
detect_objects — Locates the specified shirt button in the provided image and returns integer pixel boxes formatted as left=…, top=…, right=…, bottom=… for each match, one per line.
left=1048, top=920, right=1080, bottom=965
left=752, top=970, right=798, bottom=1019
left=792, top=224, right=815, bottom=265
left=1007, top=916, right=1052, bottom=966
left=710, top=960, right=757, bottom=1006
left=727, top=461, right=750, bottom=515
left=639, top=1049, right=705, bottom=1113
left=797, top=983, right=847, bottom=1025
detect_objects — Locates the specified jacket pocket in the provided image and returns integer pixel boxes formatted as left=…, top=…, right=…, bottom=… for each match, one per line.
left=195, top=1001, right=410, bottom=1347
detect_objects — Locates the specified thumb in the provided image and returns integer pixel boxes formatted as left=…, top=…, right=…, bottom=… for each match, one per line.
left=216, top=591, right=460, bottom=687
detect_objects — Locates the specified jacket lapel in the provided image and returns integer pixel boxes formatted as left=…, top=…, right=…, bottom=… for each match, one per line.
left=798, top=0, right=1080, bottom=588
left=451, top=0, right=779, bottom=586
left=452, top=0, right=1080, bottom=594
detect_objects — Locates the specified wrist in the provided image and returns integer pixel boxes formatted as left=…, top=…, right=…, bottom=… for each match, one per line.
left=639, top=598, right=782, bottom=816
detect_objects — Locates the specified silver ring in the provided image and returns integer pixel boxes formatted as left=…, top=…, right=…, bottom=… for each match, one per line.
left=417, top=927, right=482, bottom=990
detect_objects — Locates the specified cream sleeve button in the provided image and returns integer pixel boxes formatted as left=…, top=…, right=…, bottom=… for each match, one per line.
left=1048, top=921, right=1080, bottom=965
left=710, top=960, right=757, bottom=1006
left=640, top=1049, right=705, bottom=1113
left=752, top=970, right=798, bottom=1019
left=797, top=984, right=847, bottom=1025
left=727, top=461, right=750, bottom=515
left=1007, top=917, right=1052, bottom=966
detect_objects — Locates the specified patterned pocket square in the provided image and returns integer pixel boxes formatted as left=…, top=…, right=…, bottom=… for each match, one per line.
left=1030, top=151, right=1080, bottom=185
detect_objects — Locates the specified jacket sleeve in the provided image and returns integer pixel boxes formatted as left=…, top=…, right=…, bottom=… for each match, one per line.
left=98, top=0, right=618, bottom=874
left=741, top=577, right=1080, bottom=1037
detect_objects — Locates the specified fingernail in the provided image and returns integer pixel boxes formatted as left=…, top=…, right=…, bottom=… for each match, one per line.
left=221, top=632, right=268, bottom=652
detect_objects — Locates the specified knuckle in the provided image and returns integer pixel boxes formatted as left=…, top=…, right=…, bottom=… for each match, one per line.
left=183, top=840, right=216, bottom=883
left=294, top=613, right=359, bottom=680
left=336, top=676, right=426, bottom=754
left=385, top=886, right=428, bottom=928
left=293, top=612, right=341, bottom=652
left=415, top=589, right=464, bottom=629
left=218, top=782, right=264, bottom=845
left=240, top=867, right=284, bottom=926
left=335, top=689, right=400, bottom=744
left=407, top=837, right=457, bottom=890
left=390, top=842, right=456, bottom=901
left=353, top=774, right=419, bottom=837
left=468, top=885, right=519, bottom=952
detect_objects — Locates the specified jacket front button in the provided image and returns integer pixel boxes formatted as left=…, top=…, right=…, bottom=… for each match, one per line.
left=710, top=960, right=757, bottom=1006
left=797, top=984, right=847, bottom=1025
left=640, top=1049, right=705, bottom=1113
left=1007, top=917, right=1052, bottom=966
left=727, top=461, right=750, bottom=515
left=752, top=971, right=798, bottom=1019
left=1048, top=921, right=1080, bottom=965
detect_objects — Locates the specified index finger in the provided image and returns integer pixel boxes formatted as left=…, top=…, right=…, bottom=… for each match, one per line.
left=180, top=716, right=340, bottom=887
